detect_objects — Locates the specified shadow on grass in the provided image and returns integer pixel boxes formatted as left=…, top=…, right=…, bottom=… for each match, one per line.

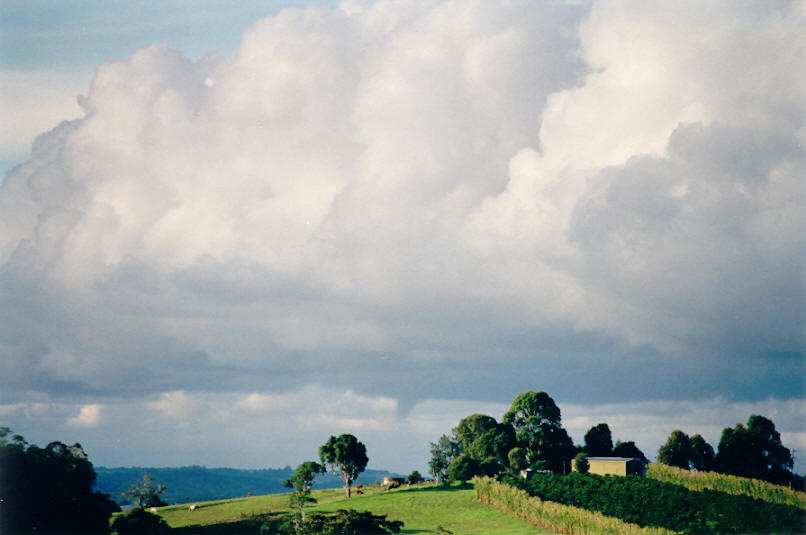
left=395, top=482, right=474, bottom=494
left=173, top=514, right=279, bottom=534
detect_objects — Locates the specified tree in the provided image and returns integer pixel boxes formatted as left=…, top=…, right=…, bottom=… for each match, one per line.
left=447, top=454, right=479, bottom=483
left=612, top=441, right=647, bottom=462
left=319, top=434, right=368, bottom=498
left=503, top=390, right=575, bottom=474
left=0, top=430, right=119, bottom=535
left=715, top=415, right=793, bottom=485
left=507, top=447, right=528, bottom=472
left=584, top=423, right=613, bottom=457
left=406, top=470, right=423, bottom=485
left=657, top=430, right=694, bottom=469
left=689, top=434, right=715, bottom=471
left=122, top=474, right=167, bottom=509
left=454, top=414, right=516, bottom=472
left=573, top=452, right=589, bottom=473
left=284, top=461, right=325, bottom=534
left=428, top=434, right=460, bottom=484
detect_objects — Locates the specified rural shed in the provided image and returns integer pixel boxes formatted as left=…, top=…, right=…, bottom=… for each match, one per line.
left=585, top=457, right=646, bottom=476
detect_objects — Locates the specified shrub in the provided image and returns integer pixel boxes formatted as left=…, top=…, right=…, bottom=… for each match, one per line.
left=110, top=509, right=171, bottom=535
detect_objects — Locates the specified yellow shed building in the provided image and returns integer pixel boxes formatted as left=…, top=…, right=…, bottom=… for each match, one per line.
left=585, top=457, right=646, bottom=476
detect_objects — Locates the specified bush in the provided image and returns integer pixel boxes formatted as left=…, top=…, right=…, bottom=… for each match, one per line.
left=573, top=453, right=589, bottom=474
left=110, top=509, right=171, bottom=535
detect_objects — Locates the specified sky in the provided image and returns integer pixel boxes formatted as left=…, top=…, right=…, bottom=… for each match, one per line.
left=1, top=0, right=804, bottom=476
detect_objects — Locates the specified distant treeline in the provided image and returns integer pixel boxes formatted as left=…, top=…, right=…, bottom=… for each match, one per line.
left=94, top=466, right=399, bottom=505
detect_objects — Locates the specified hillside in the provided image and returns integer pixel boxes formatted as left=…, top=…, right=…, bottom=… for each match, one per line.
left=95, top=466, right=400, bottom=506
left=152, top=482, right=553, bottom=535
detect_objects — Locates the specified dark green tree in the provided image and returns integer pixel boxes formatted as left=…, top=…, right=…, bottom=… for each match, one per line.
left=507, top=447, right=528, bottom=472
left=447, top=454, right=479, bottom=483
left=110, top=509, right=171, bottom=535
left=319, top=434, right=368, bottom=498
left=406, top=470, right=423, bottom=485
left=573, top=452, right=589, bottom=473
left=454, top=414, right=515, bottom=471
left=122, top=474, right=167, bottom=509
left=583, top=423, right=613, bottom=457
left=657, top=430, right=694, bottom=469
left=689, top=434, right=715, bottom=471
left=715, top=415, right=793, bottom=485
left=428, top=434, right=460, bottom=484
left=0, top=430, right=119, bottom=535
left=503, top=390, right=575, bottom=474
left=612, top=441, right=647, bottom=462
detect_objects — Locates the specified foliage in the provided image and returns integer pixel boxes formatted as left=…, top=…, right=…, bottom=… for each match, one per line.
left=715, top=414, right=794, bottom=485
left=448, top=454, right=480, bottom=483
left=319, top=434, right=368, bottom=498
left=123, top=473, right=168, bottom=509
left=283, top=461, right=325, bottom=534
left=503, top=471, right=805, bottom=534
left=657, top=430, right=694, bottom=469
left=0, top=429, right=120, bottom=535
left=429, top=434, right=460, bottom=483
left=688, top=434, right=714, bottom=471
left=502, top=391, right=575, bottom=474
left=406, top=470, right=424, bottom=485
left=110, top=508, right=171, bottom=535
left=573, top=453, right=589, bottom=474
left=474, top=476, right=676, bottom=535
left=507, top=447, right=528, bottom=472
left=583, top=423, right=613, bottom=457
left=646, top=462, right=806, bottom=508
left=612, top=441, right=647, bottom=462
left=303, top=509, right=403, bottom=534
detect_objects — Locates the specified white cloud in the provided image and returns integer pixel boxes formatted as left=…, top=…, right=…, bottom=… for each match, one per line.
left=0, top=0, right=802, bottom=445
left=66, top=403, right=102, bottom=428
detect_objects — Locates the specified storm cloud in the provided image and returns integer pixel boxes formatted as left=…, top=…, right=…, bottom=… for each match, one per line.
left=1, top=0, right=803, bottom=469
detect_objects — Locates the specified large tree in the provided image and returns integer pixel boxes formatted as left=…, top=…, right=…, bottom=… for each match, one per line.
left=584, top=423, right=613, bottom=457
left=657, top=430, right=694, bottom=469
left=715, top=415, right=793, bottom=485
left=284, top=461, right=325, bottom=533
left=454, top=413, right=515, bottom=470
left=612, top=440, right=648, bottom=462
left=503, top=390, right=575, bottom=474
left=0, top=429, right=119, bottom=534
left=689, top=434, right=715, bottom=471
left=319, top=434, right=368, bottom=498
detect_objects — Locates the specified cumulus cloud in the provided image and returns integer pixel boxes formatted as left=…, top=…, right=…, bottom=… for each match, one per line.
left=0, top=0, right=803, bottom=436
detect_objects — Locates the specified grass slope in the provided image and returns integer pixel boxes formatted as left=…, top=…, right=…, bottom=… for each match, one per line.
left=153, top=483, right=553, bottom=534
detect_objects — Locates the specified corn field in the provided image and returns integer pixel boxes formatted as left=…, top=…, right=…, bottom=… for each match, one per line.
left=473, top=477, right=679, bottom=535
left=646, top=463, right=806, bottom=509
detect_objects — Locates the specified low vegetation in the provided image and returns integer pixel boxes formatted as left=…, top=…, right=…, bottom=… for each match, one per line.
left=647, top=462, right=806, bottom=508
left=474, top=476, right=677, bottom=535
left=503, top=472, right=805, bottom=534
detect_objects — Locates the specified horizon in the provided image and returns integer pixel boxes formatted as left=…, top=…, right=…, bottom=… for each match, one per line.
left=2, top=0, right=803, bottom=476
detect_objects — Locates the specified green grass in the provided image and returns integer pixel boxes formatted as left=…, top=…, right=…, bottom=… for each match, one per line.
left=150, top=482, right=553, bottom=534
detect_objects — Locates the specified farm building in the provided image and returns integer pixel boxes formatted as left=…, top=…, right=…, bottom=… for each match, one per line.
left=584, top=457, right=646, bottom=476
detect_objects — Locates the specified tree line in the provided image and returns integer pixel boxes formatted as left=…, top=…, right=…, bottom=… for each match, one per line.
left=428, top=390, right=801, bottom=490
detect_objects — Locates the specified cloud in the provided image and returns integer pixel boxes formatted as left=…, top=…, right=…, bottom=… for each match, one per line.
left=0, top=0, right=803, bottom=425
left=66, top=403, right=102, bottom=428
left=3, top=390, right=804, bottom=473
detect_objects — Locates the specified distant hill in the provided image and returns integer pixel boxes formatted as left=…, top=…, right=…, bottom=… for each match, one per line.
left=94, top=465, right=401, bottom=506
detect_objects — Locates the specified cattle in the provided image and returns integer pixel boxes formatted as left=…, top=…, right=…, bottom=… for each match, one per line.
left=189, top=504, right=198, bottom=511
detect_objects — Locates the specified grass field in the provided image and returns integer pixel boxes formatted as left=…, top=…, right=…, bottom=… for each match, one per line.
left=152, top=482, right=554, bottom=534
